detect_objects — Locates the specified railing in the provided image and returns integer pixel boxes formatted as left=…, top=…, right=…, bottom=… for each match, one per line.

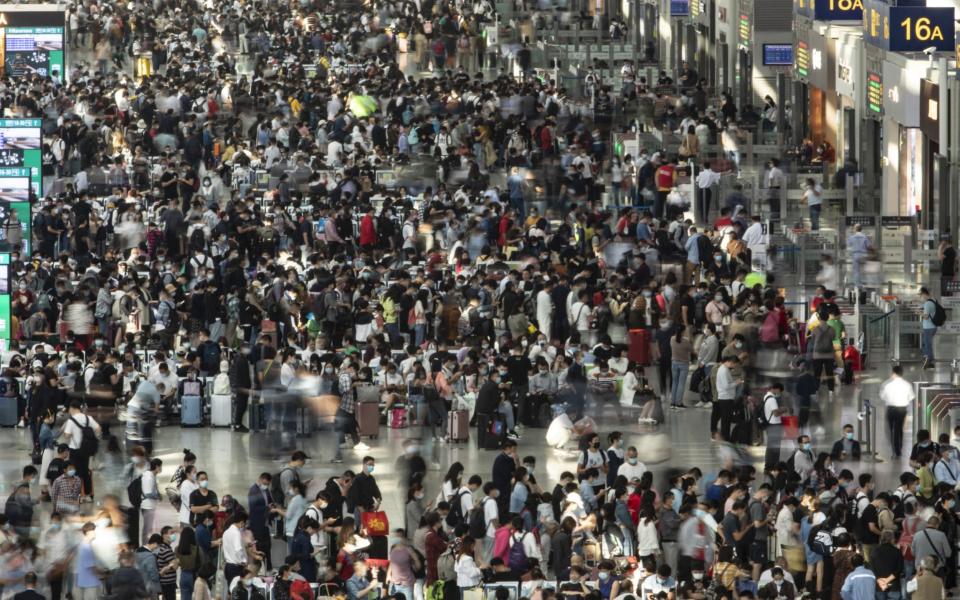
left=866, top=309, right=896, bottom=364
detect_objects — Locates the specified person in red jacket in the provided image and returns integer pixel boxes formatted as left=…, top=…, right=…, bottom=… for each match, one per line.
left=359, top=207, right=377, bottom=248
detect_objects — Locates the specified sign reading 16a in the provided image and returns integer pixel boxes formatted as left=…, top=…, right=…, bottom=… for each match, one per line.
left=827, top=0, right=862, bottom=10
left=900, top=16, right=945, bottom=41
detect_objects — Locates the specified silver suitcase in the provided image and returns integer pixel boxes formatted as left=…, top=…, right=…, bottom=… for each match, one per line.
left=210, top=394, right=232, bottom=427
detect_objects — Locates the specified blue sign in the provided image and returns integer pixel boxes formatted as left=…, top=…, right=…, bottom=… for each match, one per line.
left=763, top=44, right=795, bottom=66
left=864, top=1, right=955, bottom=52
left=670, top=0, right=690, bottom=16
left=796, top=0, right=863, bottom=21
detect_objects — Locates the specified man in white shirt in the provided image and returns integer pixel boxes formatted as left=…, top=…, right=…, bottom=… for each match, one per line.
left=802, top=177, right=824, bottom=231
left=714, top=356, right=741, bottom=440
left=481, top=484, right=500, bottom=565
left=535, top=284, right=554, bottom=342
left=762, top=383, right=786, bottom=470
left=62, top=401, right=101, bottom=502
left=741, top=215, right=765, bottom=253
left=879, top=365, right=915, bottom=458
left=222, top=515, right=250, bottom=585
left=765, top=158, right=785, bottom=216
left=617, top=446, right=647, bottom=480
left=140, top=458, right=162, bottom=544
left=696, top=163, right=721, bottom=224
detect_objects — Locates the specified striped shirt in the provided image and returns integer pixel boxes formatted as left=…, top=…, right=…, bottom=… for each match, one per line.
left=156, top=543, right=177, bottom=585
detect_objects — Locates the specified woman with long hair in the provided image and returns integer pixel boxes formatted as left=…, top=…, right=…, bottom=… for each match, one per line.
left=175, top=526, right=203, bottom=600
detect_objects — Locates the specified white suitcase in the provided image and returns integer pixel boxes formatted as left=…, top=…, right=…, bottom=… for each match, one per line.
left=210, top=394, right=232, bottom=427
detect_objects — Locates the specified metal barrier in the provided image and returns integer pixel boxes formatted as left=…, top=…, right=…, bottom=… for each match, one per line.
left=856, top=396, right=879, bottom=463
left=865, top=309, right=896, bottom=364
left=913, top=381, right=959, bottom=433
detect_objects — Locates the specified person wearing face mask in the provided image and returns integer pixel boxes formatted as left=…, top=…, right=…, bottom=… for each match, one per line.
left=830, top=424, right=862, bottom=462
left=346, top=457, right=382, bottom=519
left=304, top=492, right=335, bottom=561
left=246, top=473, right=275, bottom=570
left=787, top=435, right=815, bottom=484
left=595, top=560, right=622, bottom=600
left=50, top=461, right=82, bottom=515
left=640, top=564, right=677, bottom=600
left=229, top=342, right=253, bottom=432
left=156, top=526, right=179, bottom=600
left=188, top=471, right=219, bottom=527
left=179, top=465, right=200, bottom=529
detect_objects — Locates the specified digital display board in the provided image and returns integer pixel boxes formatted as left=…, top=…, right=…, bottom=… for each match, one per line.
left=866, top=70, right=882, bottom=116
left=0, top=9, right=66, bottom=82
left=863, top=1, right=954, bottom=52
left=796, top=40, right=810, bottom=78
left=0, top=119, right=41, bottom=197
left=739, top=13, right=751, bottom=47
left=0, top=200, right=32, bottom=255
left=670, top=0, right=690, bottom=17
left=763, top=43, right=794, bottom=66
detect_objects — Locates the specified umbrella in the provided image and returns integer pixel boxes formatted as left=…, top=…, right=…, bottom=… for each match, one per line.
left=744, top=271, right=766, bottom=288
left=348, top=94, right=378, bottom=117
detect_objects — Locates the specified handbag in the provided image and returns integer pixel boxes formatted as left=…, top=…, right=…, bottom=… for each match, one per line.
left=361, top=510, right=390, bottom=537
left=689, top=366, right=705, bottom=392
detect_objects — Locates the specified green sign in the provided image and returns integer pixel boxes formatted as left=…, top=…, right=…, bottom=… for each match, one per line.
left=0, top=294, right=11, bottom=341
left=2, top=26, right=65, bottom=82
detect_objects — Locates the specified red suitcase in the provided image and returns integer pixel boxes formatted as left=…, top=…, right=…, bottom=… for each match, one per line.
left=448, top=409, right=469, bottom=442
left=628, top=329, right=651, bottom=365
left=356, top=401, right=380, bottom=439
left=781, top=415, right=799, bottom=439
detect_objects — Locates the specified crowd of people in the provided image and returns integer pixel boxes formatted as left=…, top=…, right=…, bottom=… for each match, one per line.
left=0, top=0, right=953, bottom=599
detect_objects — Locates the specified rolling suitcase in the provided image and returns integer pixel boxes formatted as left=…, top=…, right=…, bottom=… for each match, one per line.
left=628, top=329, right=651, bottom=365
left=356, top=401, right=380, bottom=439
left=181, top=395, right=202, bottom=427
left=448, top=409, right=469, bottom=442
left=0, top=396, right=17, bottom=426
left=210, top=394, right=232, bottom=427
left=389, top=406, right=409, bottom=429
left=477, top=413, right=506, bottom=450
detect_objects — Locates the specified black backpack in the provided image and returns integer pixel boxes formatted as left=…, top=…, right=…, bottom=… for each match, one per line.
left=200, top=342, right=221, bottom=374
left=270, top=467, right=297, bottom=506
left=931, top=300, right=947, bottom=326
left=128, top=475, right=144, bottom=507
left=70, top=415, right=99, bottom=456
left=446, top=490, right=472, bottom=528
left=468, top=498, right=491, bottom=539
left=164, top=300, right=182, bottom=332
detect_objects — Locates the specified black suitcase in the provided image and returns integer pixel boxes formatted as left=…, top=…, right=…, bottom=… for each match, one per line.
left=841, top=360, right=854, bottom=385
left=478, top=413, right=506, bottom=450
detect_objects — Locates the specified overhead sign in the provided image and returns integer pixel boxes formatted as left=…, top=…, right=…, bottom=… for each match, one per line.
left=797, top=0, right=864, bottom=21
left=670, top=0, right=690, bottom=16
left=881, top=215, right=912, bottom=226
left=763, top=44, right=794, bottom=66
left=863, top=1, right=954, bottom=52
left=845, top=216, right=876, bottom=226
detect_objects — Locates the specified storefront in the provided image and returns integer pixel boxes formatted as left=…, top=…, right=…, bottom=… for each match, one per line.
left=793, top=25, right=835, bottom=155
left=832, top=32, right=861, bottom=165
left=879, top=55, right=927, bottom=217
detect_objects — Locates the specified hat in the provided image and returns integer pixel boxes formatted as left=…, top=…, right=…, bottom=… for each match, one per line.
left=292, top=450, right=310, bottom=461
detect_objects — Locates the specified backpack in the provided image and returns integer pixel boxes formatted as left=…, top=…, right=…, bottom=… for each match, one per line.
left=70, top=415, right=99, bottom=456
left=756, top=392, right=776, bottom=429
left=437, top=548, right=457, bottom=581
left=128, top=475, right=144, bottom=507
left=930, top=300, right=947, bottom=326
left=806, top=522, right=832, bottom=556
left=261, top=226, right=276, bottom=243
left=468, top=498, right=490, bottom=539
left=446, top=489, right=471, bottom=527
left=813, top=325, right=834, bottom=354
left=163, top=300, right=181, bottom=332
left=200, top=342, right=221, bottom=374
left=898, top=517, right=919, bottom=560
left=507, top=532, right=528, bottom=571
left=270, top=467, right=296, bottom=506
left=189, top=228, right=206, bottom=252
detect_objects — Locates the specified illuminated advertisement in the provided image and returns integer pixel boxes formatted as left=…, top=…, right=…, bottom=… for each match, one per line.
left=739, top=13, right=751, bottom=47
left=0, top=119, right=41, bottom=196
left=866, top=70, right=882, bottom=116
left=0, top=294, right=10, bottom=340
left=0, top=9, right=66, bottom=82
left=796, top=40, right=810, bottom=77
left=0, top=200, right=31, bottom=255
